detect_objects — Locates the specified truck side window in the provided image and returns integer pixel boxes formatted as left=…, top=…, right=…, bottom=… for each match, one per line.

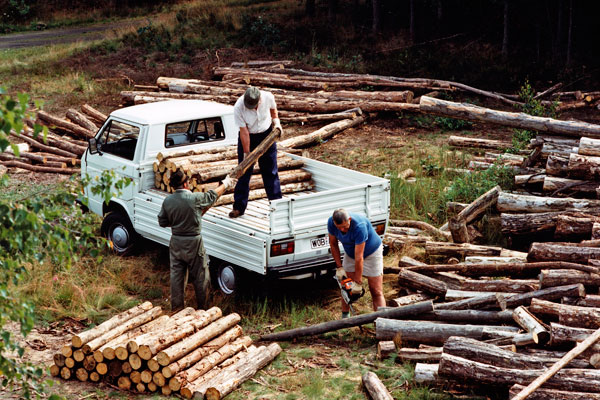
left=98, top=120, right=140, bottom=161
left=165, top=117, right=225, bottom=148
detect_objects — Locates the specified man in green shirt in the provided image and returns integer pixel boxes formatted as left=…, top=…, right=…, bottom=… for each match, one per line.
left=158, top=170, right=236, bottom=311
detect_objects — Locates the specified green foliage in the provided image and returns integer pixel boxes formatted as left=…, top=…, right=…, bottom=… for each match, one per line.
left=81, top=168, right=133, bottom=206
left=434, top=116, right=472, bottom=131
left=444, top=164, right=515, bottom=204
left=239, top=15, right=282, bottom=48
left=420, top=156, right=442, bottom=176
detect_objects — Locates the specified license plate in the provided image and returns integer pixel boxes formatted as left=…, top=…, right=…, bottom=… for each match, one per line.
left=311, top=236, right=329, bottom=249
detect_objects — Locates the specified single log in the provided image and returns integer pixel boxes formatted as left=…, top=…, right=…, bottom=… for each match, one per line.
left=528, top=242, right=600, bottom=264
left=157, top=144, right=237, bottom=163
left=71, top=301, right=153, bottom=348
left=542, top=143, right=577, bottom=159
left=136, top=383, right=146, bottom=393
left=509, top=384, right=600, bottom=400
left=53, top=353, right=66, bottom=367
left=540, top=269, right=600, bottom=288
left=60, top=345, right=72, bottom=358
left=456, top=185, right=501, bottom=225
left=398, top=347, right=442, bottom=363
left=513, top=306, right=550, bottom=344
left=388, top=294, right=431, bottom=307
left=579, top=137, right=600, bottom=157
left=390, top=220, right=451, bottom=241
left=60, top=367, right=71, bottom=380
left=230, top=60, right=293, bottom=67
left=420, top=310, right=515, bottom=324
left=81, top=104, right=107, bottom=125
left=121, top=361, right=132, bottom=374
left=569, top=153, right=600, bottom=179
left=407, top=261, right=600, bottom=276
left=543, top=176, right=600, bottom=198
left=511, top=326, right=600, bottom=400
left=82, top=306, right=162, bottom=353
left=447, top=135, right=511, bottom=150
left=171, top=335, right=253, bottom=392
left=397, top=269, right=447, bottom=296
left=73, top=349, right=85, bottom=362
left=497, top=284, right=585, bottom=310
left=118, top=376, right=132, bottom=391
left=444, top=337, right=570, bottom=369
left=420, top=96, right=600, bottom=138
left=213, top=181, right=313, bottom=206
left=501, top=211, right=600, bottom=236
left=434, top=294, right=500, bottom=311
left=75, top=367, right=88, bottom=382
left=64, top=358, right=75, bottom=369
left=497, top=192, right=600, bottom=213
left=161, top=325, right=243, bottom=379
left=11, top=130, right=84, bottom=157
left=414, top=363, right=439, bottom=383
left=562, top=294, right=600, bottom=307
left=153, top=371, right=166, bottom=387
left=531, top=298, right=600, bottom=328
left=260, top=300, right=434, bottom=341
left=445, top=289, right=514, bottom=301
left=83, top=355, right=97, bottom=371
left=279, top=110, right=361, bottom=123
left=448, top=217, right=469, bottom=244
left=362, top=371, right=394, bottom=400
left=377, top=341, right=396, bottom=360
left=66, top=108, right=98, bottom=133
left=454, top=276, right=537, bottom=293
left=147, top=358, right=160, bottom=372
left=546, top=154, right=569, bottom=176
left=141, top=369, right=153, bottom=383
left=136, top=307, right=222, bottom=360
left=38, top=110, right=94, bottom=139
left=425, top=241, right=502, bottom=258
left=550, top=322, right=595, bottom=346
left=279, top=116, right=366, bottom=149
left=0, top=159, right=78, bottom=175
left=108, top=360, right=122, bottom=377
left=464, top=256, right=527, bottom=264
left=50, top=364, right=60, bottom=377
left=439, top=352, right=600, bottom=392
left=375, top=319, right=519, bottom=343
left=515, top=174, right=546, bottom=186
left=95, top=362, right=107, bottom=375
left=156, top=313, right=241, bottom=366
left=130, top=370, right=142, bottom=383
left=594, top=222, right=600, bottom=240
left=129, top=353, right=142, bottom=370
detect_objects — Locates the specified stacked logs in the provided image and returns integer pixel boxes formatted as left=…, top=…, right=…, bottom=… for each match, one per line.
left=3, top=104, right=105, bottom=175
left=153, top=145, right=315, bottom=203
left=51, top=301, right=281, bottom=398
left=376, top=255, right=600, bottom=398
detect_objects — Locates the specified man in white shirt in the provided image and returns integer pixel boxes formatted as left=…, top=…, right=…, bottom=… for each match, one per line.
left=229, top=87, right=282, bottom=218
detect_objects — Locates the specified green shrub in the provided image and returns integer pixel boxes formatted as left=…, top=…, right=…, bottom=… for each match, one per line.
left=434, top=116, right=472, bottom=131
left=444, top=164, right=515, bottom=204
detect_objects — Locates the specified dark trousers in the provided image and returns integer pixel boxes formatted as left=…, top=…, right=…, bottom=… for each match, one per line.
left=233, top=126, right=282, bottom=213
left=169, top=235, right=210, bottom=311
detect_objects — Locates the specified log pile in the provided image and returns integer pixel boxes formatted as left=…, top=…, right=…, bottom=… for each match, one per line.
left=2, top=104, right=105, bottom=175
left=51, top=302, right=281, bottom=398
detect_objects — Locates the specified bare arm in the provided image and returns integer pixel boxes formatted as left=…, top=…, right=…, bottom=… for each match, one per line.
left=201, top=184, right=227, bottom=216
left=329, top=234, right=343, bottom=268
left=270, top=108, right=278, bottom=120
left=353, top=242, right=366, bottom=284
left=239, top=126, right=250, bottom=154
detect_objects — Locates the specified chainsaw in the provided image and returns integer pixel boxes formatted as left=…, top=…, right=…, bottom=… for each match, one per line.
left=334, top=275, right=365, bottom=316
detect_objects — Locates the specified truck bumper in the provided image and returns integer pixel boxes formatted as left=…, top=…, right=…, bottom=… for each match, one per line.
left=267, top=255, right=337, bottom=279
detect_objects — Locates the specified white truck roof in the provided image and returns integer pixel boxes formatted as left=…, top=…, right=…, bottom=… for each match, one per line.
left=110, top=100, right=234, bottom=125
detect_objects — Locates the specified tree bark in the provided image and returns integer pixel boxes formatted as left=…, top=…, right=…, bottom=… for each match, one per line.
left=71, top=301, right=154, bottom=348
left=425, top=242, right=502, bottom=258
left=213, top=181, right=313, bottom=206
left=497, top=284, right=585, bottom=310
left=397, top=269, right=448, bottom=296
left=562, top=294, right=600, bottom=307
left=377, top=341, right=396, bottom=360
left=81, top=104, right=107, bottom=125
left=388, top=293, right=431, bottom=307
left=540, top=269, right=600, bottom=288
left=278, top=115, right=366, bottom=149
left=543, top=176, right=600, bottom=198
left=260, top=301, right=434, bottom=341
left=421, top=310, right=515, bottom=324
left=448, top=135, right=512, bottom=150
left=66, top=108, right=99, bottom=133
left=498, top=192, right=600, bottom=213
left=420, top=96, right=600, bottom=138
left=528, top=242, right=600, bottom=264
left=531, top=298, right=600, bottom=328
left=362, top=371, right=393, bottom=400
left=509, top=384, right=600, bottom=400
left=390, top=219, right=451, bottom=241
left=512, top=306, right=550, bottom=344
left=414, top=363, right=439, bottom=383
left=445, top=289, right=513, bottom=301
left=0, top=159, right=77, bottom=175
left=579, top=137, right=600, bottom=157
left=375, top=319, right=518, bottom=343
left=37, top=110, right=95, bottom=139
left=407, top=261, right=600, bottom=276
left=568, top=153, right=600, bottom=179
left=398, top=347, right=442, bottom=363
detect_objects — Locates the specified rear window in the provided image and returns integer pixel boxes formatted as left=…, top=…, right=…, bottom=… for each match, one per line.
left=165, top=117, right=225, bottom=148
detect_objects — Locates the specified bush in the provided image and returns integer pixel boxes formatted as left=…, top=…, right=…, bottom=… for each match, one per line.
left=444, top=164, right=515, bottom=204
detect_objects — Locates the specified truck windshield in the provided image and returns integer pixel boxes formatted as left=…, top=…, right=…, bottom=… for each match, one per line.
left=98, top=120, right=140, bottom=161
left=165, top=117, right=225, bottom=148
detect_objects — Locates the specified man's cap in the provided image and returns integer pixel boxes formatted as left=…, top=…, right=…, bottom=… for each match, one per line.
left=170, top=170, right=188, bottom=188
left=244, top=87, right=260, bottom=109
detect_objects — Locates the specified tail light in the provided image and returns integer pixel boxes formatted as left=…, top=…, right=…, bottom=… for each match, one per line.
left=271, top=241, right=295, bottom=256
left=373, top=222, right=386, bottom=236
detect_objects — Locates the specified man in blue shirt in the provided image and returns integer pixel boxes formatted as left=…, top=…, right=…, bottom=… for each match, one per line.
left=328, top=208, right=385, bottom=318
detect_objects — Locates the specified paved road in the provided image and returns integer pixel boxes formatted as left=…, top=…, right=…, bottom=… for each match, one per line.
left=0, top=19, right=145, bottom=49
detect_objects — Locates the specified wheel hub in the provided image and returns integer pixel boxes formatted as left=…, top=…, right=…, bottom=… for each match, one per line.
left=111, top=225, right=130, bottom=249
left=218, top=265, right=236, bottom=295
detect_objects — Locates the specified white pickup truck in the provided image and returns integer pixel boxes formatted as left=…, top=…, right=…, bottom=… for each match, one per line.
left=82, top=100, right=390, bottom=294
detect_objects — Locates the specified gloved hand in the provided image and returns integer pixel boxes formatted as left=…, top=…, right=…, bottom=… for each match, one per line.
left=242, top=152, right=249, bottom=161
left=222, top=175, right=238, bottom=191
left=335, top=268, right=347, bottom=282
left=273, top=118, right=283, bottom=136
left=349, top=281, right=365, bottom=299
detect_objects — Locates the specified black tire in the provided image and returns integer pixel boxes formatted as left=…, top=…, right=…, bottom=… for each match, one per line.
left=100, top=211, right=137, bottom=256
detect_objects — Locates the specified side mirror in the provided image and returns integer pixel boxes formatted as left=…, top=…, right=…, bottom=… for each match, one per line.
left=88, top=137, right=100, bottom=155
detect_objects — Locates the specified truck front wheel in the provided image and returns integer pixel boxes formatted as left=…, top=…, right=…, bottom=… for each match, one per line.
left=101, top=212, right=137, bottom=256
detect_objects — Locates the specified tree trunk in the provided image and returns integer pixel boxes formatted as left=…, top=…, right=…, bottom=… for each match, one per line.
left=398, top=347, right=442, bottom=363
left=448, top=217, right=469, bottom=244
left=578, top=137, right=600, bottom=157
left=375, top=318, right=518, bottom=343
left=425, top=242, right=502, bottom=258
left=448, top=135, right=511, bottom=150
left=509, top=384, right=600, bottom=400
left=213, top=181, right=313, bottom=206
left=528, top=242, right=600, bottom=264
left=157, top=144, right=236, bottom=163
left=397, top=269, right=448, bottom=296
left=543, top=176, right=600, bottom=198
left=260, top=301, right=434, bottom=341
left=0, top=159, right=77, bottom=175
left=37, top=110, right=95, bottom=139
left=420, top=96, right=600, bottom=138
left=390, top=220, right=451, bottom=241
left=421, top=310, right=515, bottom=324
left=66, top=108, right=99, bottom=133
left=562, top=294, right=600, bottom=307
left=497, top=284, right=585, bottom=310
left=531, top=298, right=600, bottom=328
left=407, top=261, right=600, bottom=276
left=497, top=192, right=600, bottom=213
left=568, top=153, right=600, bottom=179
left=362, top=371, right=394, bottom=400
left=100, top=314, right=171, bottom=360
left=156, top=313, right=240, bottom=366
left=81, top=104, right=107, bottom=125
left=75, top=368, right=88, bottom=382
left=388, top=293, right=431, bottom=307
left=278, top=115, right=366, bottom=149
left=439, top=352, right=600, bottom=392
left=414, top=363, right=439, bottom=383
left=71, top=301, right=154, bottom=348
left=434, top=294, right=499, bottom=311
left=445, top=289, right=513, bottom=301
left=512, top=306, right=550, bottom=344
left=540, top=269, right=600, bottom=288
left=377, top=341, right=396, bottom=360
left=455, top=276, right=538, bottom=293
left=279, top=109, right=362, bottom=123
left=546, top=154, right=570, bottom=175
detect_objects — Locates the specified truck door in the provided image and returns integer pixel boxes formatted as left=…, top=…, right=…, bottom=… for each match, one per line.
left=84, top=119, right=142, bottom=215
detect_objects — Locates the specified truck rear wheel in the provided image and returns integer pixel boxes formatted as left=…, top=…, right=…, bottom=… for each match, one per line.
left=101, top=212, right=137, bottom=256
left=215, top=263, right=237, bottom=296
